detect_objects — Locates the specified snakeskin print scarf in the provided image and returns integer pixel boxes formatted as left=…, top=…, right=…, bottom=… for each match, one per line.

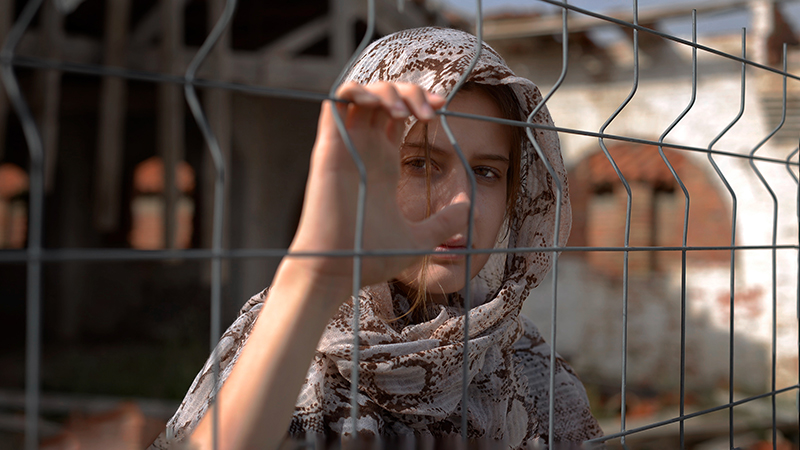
left=151, top=27, right=602, bottom=449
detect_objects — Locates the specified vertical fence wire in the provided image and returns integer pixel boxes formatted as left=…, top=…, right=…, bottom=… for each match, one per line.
left=0, top=1, right=46, bottom=450
left=594, top=0, right=639, bottom=445
left=707, top=28, right=746, bottom=450
left=746, top=43, right=787, bottom=450
left=656, top=10, right=696, bottom=450
left=326, top=0, right=377, bottom=433
left=794, top=145, right=800, bottom=444
left=434, top=0, right=484, bottom=440
left=183, top=0, right=238, bottom=448
left=2, top=1, right=800, bottom=449
left=523, top=2, right=569, bottom=447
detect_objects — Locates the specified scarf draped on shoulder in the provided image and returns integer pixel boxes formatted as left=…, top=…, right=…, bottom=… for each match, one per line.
left=151, top=27, right=602, bottom=449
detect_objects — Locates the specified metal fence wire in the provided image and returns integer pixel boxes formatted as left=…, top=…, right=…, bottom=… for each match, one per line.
left=0, top=0, right=799, bottom=449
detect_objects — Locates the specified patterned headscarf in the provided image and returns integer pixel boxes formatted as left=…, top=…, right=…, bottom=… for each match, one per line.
left=151, top=27, right=601, bottom=449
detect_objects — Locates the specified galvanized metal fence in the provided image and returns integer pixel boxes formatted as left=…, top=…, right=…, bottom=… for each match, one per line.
left=0, top=0, right=798, bottom=449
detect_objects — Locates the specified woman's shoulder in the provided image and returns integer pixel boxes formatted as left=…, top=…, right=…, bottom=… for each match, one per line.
left=514, top=313, right=547, bottom=350
left=239, top=287, right=270, bottom=315
left=512, top=313, right=582, bottom=381
left=148, top=288, right=271, bottom=449
left=512, top=313, right=604, bottom=442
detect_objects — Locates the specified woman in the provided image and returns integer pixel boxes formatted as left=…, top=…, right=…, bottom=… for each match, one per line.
left=150, top=27, right=602, bottom=449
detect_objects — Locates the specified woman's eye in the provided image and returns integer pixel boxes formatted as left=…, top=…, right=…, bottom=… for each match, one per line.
left=474, top=166, right=501, bottom=180
left=407, top=158, right=426, bottom=169
left=403, top=157, right=430, bottom=173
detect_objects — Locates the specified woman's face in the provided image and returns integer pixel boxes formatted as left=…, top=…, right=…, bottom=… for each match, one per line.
left=396, top=88, right=512, bottom=300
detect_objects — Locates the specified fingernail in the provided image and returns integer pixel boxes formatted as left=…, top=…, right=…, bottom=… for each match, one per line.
left=420, top=103, right=435, bottom=120
left=392, top=101, right=409, bottom=118
left=358, top=92, right=379, bottom=104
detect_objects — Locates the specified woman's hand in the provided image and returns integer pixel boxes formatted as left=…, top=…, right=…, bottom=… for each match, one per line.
left=187, top=82, right=468, bottom=450
left=289, top=82, right=470, bottom=291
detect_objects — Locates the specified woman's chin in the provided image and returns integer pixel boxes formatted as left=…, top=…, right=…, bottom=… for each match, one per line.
left=420, top=264, right=467, bottom=296
left=395, top=265, right=463, bottom=297
left=396, top=252, right=489, bottom=300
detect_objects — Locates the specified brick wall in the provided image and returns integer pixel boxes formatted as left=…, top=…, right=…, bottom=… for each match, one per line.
left=569, top=144, right=732, bottom=278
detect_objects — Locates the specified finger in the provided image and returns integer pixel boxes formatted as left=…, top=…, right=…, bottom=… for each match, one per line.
left=338, top=82, right=443, bottom=128
left=355, top=83, right=406, bottom=142
left=332, top=85, right=382, bottom=135
left=335, top=82, right=381, bottom=106
left=410, top=201, right=471, bottom=250
left=385, top=115, right=406, bottom=144
left=425, top=91, right=446, bottom=110
left=395, top=84, right=438, bottom=121
left=337, top=82, right=444, bottom=121
left=368, top=82, right=410, bottom=120
left=335, top=82, right=396, bottom=134
left=335, top=85, right=376, bottom=126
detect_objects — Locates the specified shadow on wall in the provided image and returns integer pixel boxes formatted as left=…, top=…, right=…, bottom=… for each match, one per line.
left=523, top=256, right=771, bottom=397
left=523, top=253, right=800, bottom=449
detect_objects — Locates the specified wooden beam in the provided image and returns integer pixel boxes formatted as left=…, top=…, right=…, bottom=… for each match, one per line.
left=262, top=16, right=329, bottom=57
left=263, top=56, right=341, bottom=91
left=331, top=0, right=355, bottom=67
left=37, top=1, right=64, bottom=192
left=201, top=0, right=232, bottom=281
left=158, top=0, right=184, bottom=249
left=373, top=0, right=430, bottom=33
left=0, top=389, right=179, bottom=421
left=0, top=0, right=11, bottom=161
left=129, top=0, right=189, bottom=49
left=16, top=32, right=100, bottom=64
left=482, top=0, right=751, bottom=41
left=93, top=0, right=131, bottom=231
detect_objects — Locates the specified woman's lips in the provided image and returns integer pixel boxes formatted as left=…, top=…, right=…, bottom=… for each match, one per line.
left=432, top=241, right=468, bottom=261
left=432, top=247, right=465, bottom=261
left=442, top=236, right=466, bottom=247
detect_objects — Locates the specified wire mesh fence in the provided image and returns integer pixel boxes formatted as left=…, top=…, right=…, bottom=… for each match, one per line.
left=0, top=0, right=799, bottom=449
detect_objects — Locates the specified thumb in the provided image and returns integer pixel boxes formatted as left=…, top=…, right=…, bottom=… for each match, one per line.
left=410, top=201, right=471, bottom=250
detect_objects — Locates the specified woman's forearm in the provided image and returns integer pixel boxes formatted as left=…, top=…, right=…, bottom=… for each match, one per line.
left=187, top=259, right=351, bottom=450
left=184, top=83, right=450, bottom=450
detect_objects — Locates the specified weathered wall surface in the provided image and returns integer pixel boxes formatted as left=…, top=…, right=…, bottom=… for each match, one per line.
left=506, top=33, right=800, bottom=396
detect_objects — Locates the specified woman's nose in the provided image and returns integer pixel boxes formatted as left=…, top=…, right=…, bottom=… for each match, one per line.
left=434, top=169, right=473, bottom=210
left=449, top=190, right=470, bottom=206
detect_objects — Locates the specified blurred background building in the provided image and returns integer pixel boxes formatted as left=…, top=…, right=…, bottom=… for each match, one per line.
left=498, top=1, right=800, bottom=445
left=0, top=0, right=798, bottom=448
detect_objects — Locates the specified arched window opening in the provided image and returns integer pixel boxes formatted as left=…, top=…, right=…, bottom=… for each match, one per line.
left=569, top=144, right=731, bottom=278
left=129, top=156, right=195, bottom=250
left=0, top=163, right=28, bottom=249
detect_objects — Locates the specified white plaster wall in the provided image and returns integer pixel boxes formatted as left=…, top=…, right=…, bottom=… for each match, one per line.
left=520, top=46, right=799, bottom=395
